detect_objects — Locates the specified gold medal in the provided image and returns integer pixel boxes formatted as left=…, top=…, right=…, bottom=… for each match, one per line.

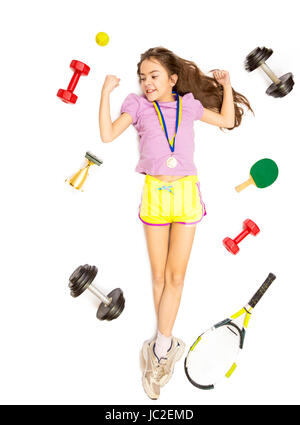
left=166, top=156, right=178, bottom=168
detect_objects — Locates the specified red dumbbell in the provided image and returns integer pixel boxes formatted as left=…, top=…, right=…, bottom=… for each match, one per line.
left=57, top=60, right=90, bottom=104
left=223, top=219, right=260, bottom=255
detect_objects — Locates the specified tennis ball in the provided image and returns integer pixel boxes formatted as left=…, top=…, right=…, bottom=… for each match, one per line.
left=95, top=32, right=109, bottom=46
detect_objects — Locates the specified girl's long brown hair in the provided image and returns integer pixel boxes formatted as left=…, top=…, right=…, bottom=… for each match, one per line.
left=137, top=47, right=253, bottom=130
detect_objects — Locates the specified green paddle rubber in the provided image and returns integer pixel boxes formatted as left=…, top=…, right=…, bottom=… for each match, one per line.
left=235, top=158, right=278, bottom=192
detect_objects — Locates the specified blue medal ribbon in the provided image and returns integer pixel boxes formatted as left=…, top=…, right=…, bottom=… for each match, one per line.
left=153, top=91, right=182, bottom=153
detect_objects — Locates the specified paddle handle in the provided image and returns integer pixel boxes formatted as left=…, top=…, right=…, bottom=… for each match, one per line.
left=235, top=176, right=255, bottom=192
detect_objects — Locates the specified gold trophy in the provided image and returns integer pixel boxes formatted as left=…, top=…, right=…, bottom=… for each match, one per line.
left=66, top=152, right=103, bottom=190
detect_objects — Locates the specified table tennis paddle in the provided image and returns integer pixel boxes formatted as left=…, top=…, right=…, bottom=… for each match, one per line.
left=235, top=158, right=278, bottom=192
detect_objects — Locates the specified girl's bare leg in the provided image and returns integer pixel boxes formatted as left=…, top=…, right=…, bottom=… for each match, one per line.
left=143, top=223, right=171, bottom=318
left=157, top=223, right=197, bottom=337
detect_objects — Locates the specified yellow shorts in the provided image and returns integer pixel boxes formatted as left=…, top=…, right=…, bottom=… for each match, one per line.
left=138, top=175, right=206, bottom=226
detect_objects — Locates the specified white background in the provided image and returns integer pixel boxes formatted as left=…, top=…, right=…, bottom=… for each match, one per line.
left=0, top=0, right=299, bottom=405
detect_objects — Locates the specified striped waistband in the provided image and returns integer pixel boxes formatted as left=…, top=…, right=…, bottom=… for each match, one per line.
left=145, top=175, right=198, bottom=187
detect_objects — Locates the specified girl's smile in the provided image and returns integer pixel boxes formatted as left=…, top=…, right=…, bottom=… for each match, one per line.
left=139, top=59, right=177, bottom=102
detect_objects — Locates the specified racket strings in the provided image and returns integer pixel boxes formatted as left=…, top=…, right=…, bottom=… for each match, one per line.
left=185, top=324, right=242, bottom=387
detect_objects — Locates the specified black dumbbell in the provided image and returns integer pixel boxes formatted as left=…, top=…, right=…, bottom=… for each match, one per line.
left=68, top=264, right=125, bottom=321
left=244, top=47, right=294, bottom=98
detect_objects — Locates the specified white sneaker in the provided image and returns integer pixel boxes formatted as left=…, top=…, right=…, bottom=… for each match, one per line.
left=141, top=339, right=161, bottom=400
left=140, top=337, right=185, bottom=390
left=154, top=336, right=185, bottom=387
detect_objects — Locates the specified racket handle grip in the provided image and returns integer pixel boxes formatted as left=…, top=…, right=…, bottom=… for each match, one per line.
left=235, top=176, right=254, bottom=192
left=249, top=273, right=276, bottom=308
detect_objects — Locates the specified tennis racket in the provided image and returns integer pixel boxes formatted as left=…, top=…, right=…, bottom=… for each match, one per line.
left=184, top=273, right=276, bottom=390
left=235, top=158, right=278, bottom=192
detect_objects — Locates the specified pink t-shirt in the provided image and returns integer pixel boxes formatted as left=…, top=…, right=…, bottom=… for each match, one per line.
left=120, top=92, right=204, bottom=176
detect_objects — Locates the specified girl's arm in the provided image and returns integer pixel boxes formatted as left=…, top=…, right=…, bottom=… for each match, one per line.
left=200, top=70, right=235, bottom=129
left=99, top=75, right=133, bottom=143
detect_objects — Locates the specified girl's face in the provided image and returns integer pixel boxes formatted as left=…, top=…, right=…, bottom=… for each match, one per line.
left=139, top=59, right=178, bottom=102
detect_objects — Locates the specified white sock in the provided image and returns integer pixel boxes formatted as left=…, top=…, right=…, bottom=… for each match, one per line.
left=154, top=330, right=172, bottom=360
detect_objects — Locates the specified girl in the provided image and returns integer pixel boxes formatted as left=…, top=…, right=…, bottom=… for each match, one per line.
left=99, top=47, right=252, bottom=400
